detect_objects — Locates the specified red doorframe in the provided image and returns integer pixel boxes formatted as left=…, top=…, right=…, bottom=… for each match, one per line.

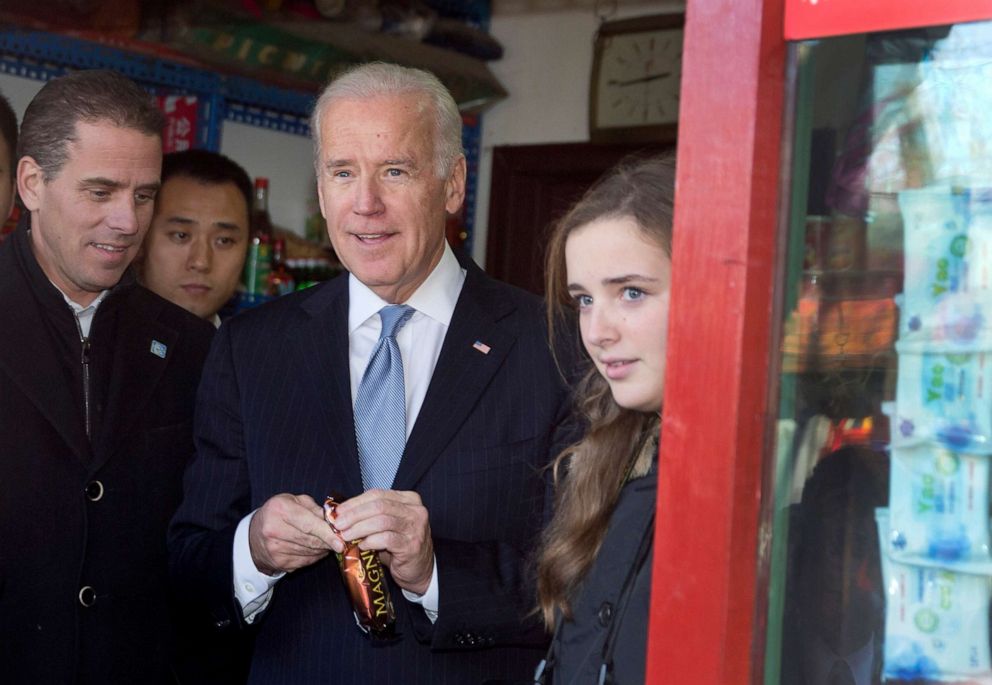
left=650, top=2, right=992, bottom=683
left=786, top=0, right=992, bottom=39
left=646, top=0, right=786, bottom=680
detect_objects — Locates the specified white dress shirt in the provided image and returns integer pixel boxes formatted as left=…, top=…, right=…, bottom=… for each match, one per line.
left=233, top=243, right=466, bottom=624
left=59, top=288, right=110, bottom=338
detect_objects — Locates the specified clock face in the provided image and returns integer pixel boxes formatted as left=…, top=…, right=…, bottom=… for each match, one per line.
left=592, top=27, right=683, bottom=132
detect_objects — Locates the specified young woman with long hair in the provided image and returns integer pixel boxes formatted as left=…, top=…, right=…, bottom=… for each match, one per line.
left=535, top=153, right=675, bottom=684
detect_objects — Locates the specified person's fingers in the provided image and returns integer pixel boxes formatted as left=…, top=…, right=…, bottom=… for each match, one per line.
left=333, top=490, right=425, bottom=538
left=333, top=489, right=422, bottom=526
left=250, top=493, right=338, bottom=573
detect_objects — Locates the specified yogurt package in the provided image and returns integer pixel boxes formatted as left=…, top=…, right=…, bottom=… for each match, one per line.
left=899, top=187, right=992, bottom=346
left=893, top=343, right=992, bottom=452
left=887, top=442, right=991, bottom=572
left=898, top=291, right=992, bottom=348
left=876, top=509, right=992, bottom=683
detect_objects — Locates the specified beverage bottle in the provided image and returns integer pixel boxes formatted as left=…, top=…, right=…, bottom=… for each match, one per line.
left=252, top=178, right=274, bottom=237
left=242, top=177, right=274, bottom=304
left=268, top=238, right=295, bottom=296
left=295, top=258, right=318, bottom=291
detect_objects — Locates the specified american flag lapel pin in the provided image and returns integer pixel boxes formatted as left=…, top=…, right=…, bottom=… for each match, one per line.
left=472, top=340, right=491, bottom=355
left=150, top=340, right=168, bottom=359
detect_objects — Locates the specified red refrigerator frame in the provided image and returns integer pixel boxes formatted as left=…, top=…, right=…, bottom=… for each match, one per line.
left=647, top=0, right=992, bottom=682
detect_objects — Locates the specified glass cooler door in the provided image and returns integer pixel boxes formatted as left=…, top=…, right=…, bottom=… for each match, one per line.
left=765, top=18, right=992, bottom=685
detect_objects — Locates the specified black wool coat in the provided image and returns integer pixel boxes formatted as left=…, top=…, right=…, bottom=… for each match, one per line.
left=547, top=465, right=657, bottom=685
left=0, top=224, right=215, bottom=684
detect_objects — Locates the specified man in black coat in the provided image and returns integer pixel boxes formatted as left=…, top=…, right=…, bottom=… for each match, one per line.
left=780, top=445, right=889, bottom=685
left=0, top=88, right=16, bottom=225
left=169, top=62, right=574, bottom=684
left=0, top=69, right=215, bottom=684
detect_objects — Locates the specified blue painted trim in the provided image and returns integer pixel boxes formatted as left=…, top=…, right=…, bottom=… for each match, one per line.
left=0, top=29, right=315, bottom=134
left=0, top=30, right=220, bottom=91
left=0, top=51, right=66, bottom=81
left=224, top=101, right=310, bottom=137
left=223, top=75, right=315, bottom=119
left=204, top=92, right=224, bottom=151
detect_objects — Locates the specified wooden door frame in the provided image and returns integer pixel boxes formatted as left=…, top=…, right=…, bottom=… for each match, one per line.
left=486, top=142, right=664, bottom=295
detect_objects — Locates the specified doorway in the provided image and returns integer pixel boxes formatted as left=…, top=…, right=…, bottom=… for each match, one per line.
left=485, top=141, right=670, bottom=295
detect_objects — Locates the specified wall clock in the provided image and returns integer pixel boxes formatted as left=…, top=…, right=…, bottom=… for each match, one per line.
left=589, top=13, right=684, bottom=144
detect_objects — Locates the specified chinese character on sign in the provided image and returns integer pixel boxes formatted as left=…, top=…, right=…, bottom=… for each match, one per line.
left=157, top=95, right=199, bottom=153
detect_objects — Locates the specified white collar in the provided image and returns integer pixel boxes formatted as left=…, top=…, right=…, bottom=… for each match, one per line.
left=57, top=286, right=111, bottom=316
left=348, top=242, right=464, bottom=332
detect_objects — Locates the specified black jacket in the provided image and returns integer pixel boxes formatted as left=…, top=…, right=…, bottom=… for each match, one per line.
left=547, top=463, right=657, bottom=684
left=0, top=222, right=215, bottom=684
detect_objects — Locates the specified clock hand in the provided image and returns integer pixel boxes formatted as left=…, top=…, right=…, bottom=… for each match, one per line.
left=607, top=72, right=672, bottom=87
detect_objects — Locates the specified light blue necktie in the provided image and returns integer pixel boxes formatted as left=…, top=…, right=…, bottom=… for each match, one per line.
left=355, top=305, right=415, bottom=491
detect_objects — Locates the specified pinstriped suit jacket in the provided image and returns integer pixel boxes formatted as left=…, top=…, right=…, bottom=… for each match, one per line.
left=169, top=255, right=575, bottom=684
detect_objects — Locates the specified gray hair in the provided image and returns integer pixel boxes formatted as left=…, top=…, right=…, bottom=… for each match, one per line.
left=310, top=62, right=463, bottom=178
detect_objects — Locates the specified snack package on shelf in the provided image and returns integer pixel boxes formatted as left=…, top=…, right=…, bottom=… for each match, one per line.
left=898, top=187, right=992, bottom=347
left=890, top=344, right=992, bottom=451
left=897, top=291, right=992, bottom=349
left=876, top=509, right=992, bottom=684
left=885, top=441, right=991, bottom=572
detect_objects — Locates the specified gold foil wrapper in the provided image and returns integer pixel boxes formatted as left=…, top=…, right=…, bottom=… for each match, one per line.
left=323, top=496, right=396, bottom=639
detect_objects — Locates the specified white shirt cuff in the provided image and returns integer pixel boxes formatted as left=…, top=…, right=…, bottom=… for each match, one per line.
left=401, top=555, right=439, bottom=623
left=233, top=510, right=285, bottom=624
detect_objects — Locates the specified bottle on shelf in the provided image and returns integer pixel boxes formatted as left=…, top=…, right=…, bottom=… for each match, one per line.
left=242, top=177, right=274, bottom=307
left=268, top=237, right=295, bottom=296
left=252, top=177, right=275, bottom=242
left=304, top=193, right=327, bottom=245
left=292, top=258, right=319, bottom=291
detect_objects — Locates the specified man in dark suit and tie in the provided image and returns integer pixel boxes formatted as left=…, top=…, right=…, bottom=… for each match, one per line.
left=0, top=70, right=215, bottom=683
left=169, top=61, right=574, bottom=683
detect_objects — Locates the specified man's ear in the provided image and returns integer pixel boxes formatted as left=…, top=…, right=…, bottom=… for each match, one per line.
left=444, top=156, right=467, bottom=215
left=17, top=156, right=44, bottom=212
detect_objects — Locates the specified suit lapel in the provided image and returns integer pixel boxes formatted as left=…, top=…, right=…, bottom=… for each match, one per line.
left=393, top=265, right=517, bottom=491
left=299, top=279, right=364, bottom=497
left=0, top=235, right=91, bottom=463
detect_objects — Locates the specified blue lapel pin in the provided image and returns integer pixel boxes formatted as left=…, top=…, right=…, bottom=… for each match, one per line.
left=150, top=340, right=167, bottom=359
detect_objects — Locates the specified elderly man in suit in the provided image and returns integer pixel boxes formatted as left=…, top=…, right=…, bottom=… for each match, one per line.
left=169, top=61, right=574, bottom=683
left=0, top=70, right=215, bottom=683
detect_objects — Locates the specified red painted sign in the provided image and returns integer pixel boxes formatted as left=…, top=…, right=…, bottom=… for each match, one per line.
left=785, top=0, right=992, bottom=40
left=157, top=95, right=198, bottom=153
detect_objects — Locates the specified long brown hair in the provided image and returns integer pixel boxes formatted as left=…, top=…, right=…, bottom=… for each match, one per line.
left=537, top=153, right=676, bottom=628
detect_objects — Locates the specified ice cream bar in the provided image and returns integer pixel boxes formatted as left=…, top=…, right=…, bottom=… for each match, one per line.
left=323, top=496, right=396, bottom=639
